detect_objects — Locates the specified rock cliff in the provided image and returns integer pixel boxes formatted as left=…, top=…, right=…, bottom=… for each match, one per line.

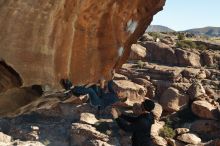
left=0, top=0, right=165, bottom=90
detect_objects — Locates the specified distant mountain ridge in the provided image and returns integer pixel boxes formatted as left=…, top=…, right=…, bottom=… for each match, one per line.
left=184, top=27, right=220, bottom=37
left=146, top=25, right=220, bottom=37
left=146, top=25, right=175, bottom=32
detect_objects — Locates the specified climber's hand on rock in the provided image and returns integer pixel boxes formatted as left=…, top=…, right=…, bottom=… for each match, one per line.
left=111, top=108, right=119, bottom=119
left=116, top=108, right=121, bottom=117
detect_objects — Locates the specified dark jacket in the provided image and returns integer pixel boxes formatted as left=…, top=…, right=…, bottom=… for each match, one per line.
left=115, top=113, right=154, bottom=146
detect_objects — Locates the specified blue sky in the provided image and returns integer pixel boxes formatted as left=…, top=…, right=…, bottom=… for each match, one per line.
left=151, top=0, right=220, bottom=31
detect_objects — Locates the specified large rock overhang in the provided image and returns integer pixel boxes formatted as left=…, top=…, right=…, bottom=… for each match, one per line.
left=0, top=0, right=166, bottom=89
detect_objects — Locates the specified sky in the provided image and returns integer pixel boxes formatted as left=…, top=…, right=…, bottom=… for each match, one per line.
left=151, top=0, right=220, bottom=31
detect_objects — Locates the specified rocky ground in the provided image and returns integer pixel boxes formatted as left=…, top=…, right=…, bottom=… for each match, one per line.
left=0, top=32, right=219, bottom=146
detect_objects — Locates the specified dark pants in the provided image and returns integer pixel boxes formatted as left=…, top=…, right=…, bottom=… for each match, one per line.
left=71, top=86, right=102, bottom=107
left=107, top=80, right=115, bottom=94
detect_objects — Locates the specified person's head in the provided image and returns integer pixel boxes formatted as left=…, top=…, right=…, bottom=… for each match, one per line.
left=132, top=99, right=155, bottom=115
left=142, top=99, right=155, bottom=112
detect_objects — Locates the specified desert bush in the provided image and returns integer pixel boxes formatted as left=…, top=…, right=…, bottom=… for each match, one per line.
left=159, top=118, right=175, bottom=138
left=176, top=41, right=190, bottom=48
left=176, top=40, right=197, bottom=49
left=148, top=32, right=162, bottom=41
left=197, top=44, right=207, bottom=50
left=200, top=35, right=210, bottom=40
left=160, top=125, right=175, bottom=138
left=137, top=60, right=145, bottom=68
left=177, top=33, right=185, bottom=40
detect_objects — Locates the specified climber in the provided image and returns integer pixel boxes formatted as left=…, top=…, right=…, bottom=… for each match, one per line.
left=60, top=78, right=127, bottom=110
left=60, top=79, right=102, bottom=108
left=111, top=99, right=155, bottom=146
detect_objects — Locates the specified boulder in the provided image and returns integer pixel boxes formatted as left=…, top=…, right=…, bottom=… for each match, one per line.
left=175, top=128, right=190, bottom=135
left=8, top=95, right=97, bottom=119
left=0, top=132, right=12, bottom=143
left=0, top=128, right=43, bottom=146
left=187, top=82, right=206, bottom=100
left=3, top=140, right=45, bottom=146
left=0, top=87, right=41, bottom=116
left=131, top=78, right=156, bottom=99
left=191, top=120, right=220, bottom=140
left=138, top=33, right=154, bottom=42
left=113, top=73, right=128, bottom=80
left=171, top=83, right=191, bottom=93
left=205, top=88, right=220, bottom=101
left=151, top=103, right=163, bottom=120
left=129, top=44, right=147, bottom=60
left=112, top=80, right=147, bottom=105
left=151, top=121, right=165, bottom=136
left=61, top=95, right=89, bottom=104
left=201, top=51, right=214, bottom=67
left=116, top=68, right=134, bottom=79
left=142, top=41, right=178, bottom=65
left=175, top=48, right=201, bottom=67
left=131, top=78, right=152, bottom=87
left=152, top=80, right=173, bottom=97
left=146, top=85, right=156, bottom=99
left=204, top=138, right=220, bottom=146
left=143, top=64, right=182, bottom=82
left=118, top=63, right=152, bottom=81
left=84, top=139, right=114, bottom=146
left=152, top=135, right=168, bottom=146
left=166, top=138, right=185, bottom=146
left=196, top=70, right=207, bottom=79
left=80, top=113, right=98, bottom=125
left=8, top=125, right=40, bottom=141
left=0, top=0, right=165, bottom=89
left=160, top=35, right=175, bottom=46
left=71, top=123, right=109, bottom=145
left=177, top=133, right=201, bottom=145
left=153, top=81, right=190, bottom=96
left=191, top=100, right=217, bottom=120
left=181, top=68, right=201, bottom=79
left=0, top=62, right=22, bottom=93
left=204, top=69, right=212, bottom=78
left=160, top=87, right=189, bottom=112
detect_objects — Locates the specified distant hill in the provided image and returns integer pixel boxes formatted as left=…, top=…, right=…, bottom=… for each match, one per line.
left=184, top=27, right=220, bottom=37
left=146, top=25, right=175, bottom=32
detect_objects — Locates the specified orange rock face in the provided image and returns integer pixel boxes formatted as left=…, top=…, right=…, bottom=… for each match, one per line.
left=0, top=0, right=165, bottom=89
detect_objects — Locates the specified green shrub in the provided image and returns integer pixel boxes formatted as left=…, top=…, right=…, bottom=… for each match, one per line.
left=159, top=118, right=175, bottom=138
left=137, top=60, right=145, bottom=68
left=176, top=40, right=197, bottom=49
left=197, top=44, right=207, bottom=50
left=148, top=32, right=162, bottom=41
left=177, top=33, right=185, bottom=40
left=159, top=125, right=176, bottom=138
left=176, top=41, right=190, bottom=48
left=200, top=35, right=210, bottom=40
